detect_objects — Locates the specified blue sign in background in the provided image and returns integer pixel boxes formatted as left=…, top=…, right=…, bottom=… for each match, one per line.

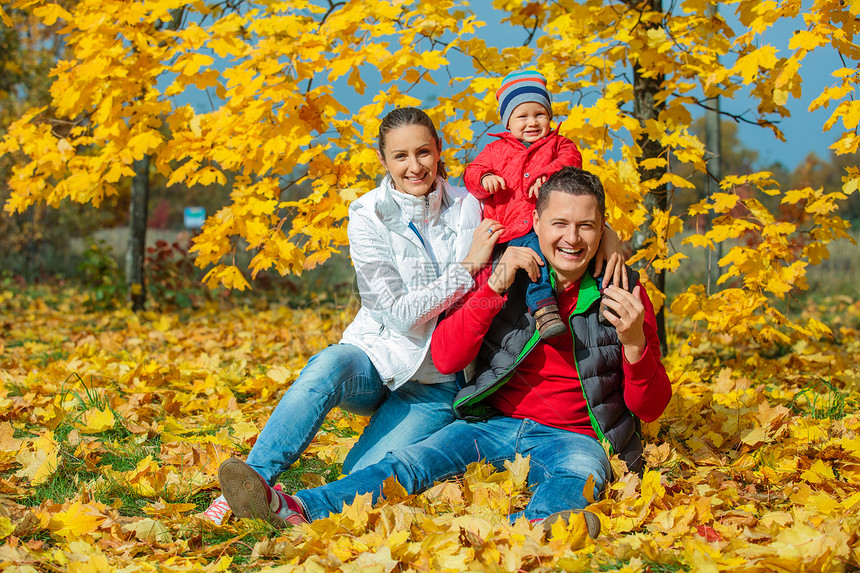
left=184, top=207, right=206, bottom=229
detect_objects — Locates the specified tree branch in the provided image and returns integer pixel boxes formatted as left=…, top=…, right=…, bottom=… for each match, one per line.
left=694, top=99, right=781, bottom=131
left=522, top=18, right=539, bottom=47
left=306, top=1, right=347, bottom=92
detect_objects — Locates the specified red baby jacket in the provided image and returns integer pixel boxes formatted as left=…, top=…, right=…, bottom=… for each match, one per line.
left=464, top=127, right=582, bottom=242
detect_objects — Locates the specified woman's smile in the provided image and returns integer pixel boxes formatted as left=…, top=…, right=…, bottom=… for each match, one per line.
left=377, top=123, right=441, bottom=197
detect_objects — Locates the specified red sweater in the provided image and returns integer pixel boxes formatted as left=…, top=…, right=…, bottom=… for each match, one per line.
left=464, top=127, right=582, bottom=243
left=431, top=264, right=671, bottom=432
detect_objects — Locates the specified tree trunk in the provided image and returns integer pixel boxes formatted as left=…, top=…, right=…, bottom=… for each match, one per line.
left=629, top=0, right=668, bottom=355
left=705, top=3, right=723, bottom=294
left=705, top=95, right=722, bottom=293
left=124, top=9, right=184, bottom=311
left=126, top=156, right=150, bottom=311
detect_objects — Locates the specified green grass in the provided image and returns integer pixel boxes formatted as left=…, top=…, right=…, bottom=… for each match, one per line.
left=597, top=558, right=689, bottom=572
left=276, top=456, right=344, bottom=493
left=22, top=463, right=90, bottom=508
left=34, top=347, right=70, bottom=367
left=203, top=520, right=282, bottom=566
left=787, top=376, right=851, bottom=421
left=320, top=416, right=361, bottom=439
left=19, top=412, right=163, bottom=518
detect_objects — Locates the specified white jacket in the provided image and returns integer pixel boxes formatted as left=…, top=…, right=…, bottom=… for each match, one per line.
left=340, top=175, right=482, bottom=390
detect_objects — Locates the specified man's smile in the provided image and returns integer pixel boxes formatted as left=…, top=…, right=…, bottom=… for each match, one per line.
left=558, top=246, right=585, bottom=258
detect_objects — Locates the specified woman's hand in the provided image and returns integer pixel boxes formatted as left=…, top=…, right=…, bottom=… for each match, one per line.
left=594, top=226, right=628, bottom=289
left=461, top=219, right=504, bottom=276
left=487, top=246, right=543, bottom=295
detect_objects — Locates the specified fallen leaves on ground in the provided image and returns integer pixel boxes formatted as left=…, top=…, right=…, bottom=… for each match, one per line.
left=1, top=288, right=859, bottom=571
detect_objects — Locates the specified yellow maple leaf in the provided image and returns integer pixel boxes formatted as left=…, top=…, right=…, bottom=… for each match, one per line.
left=682, top=234, right=715, bottom=249
left=15, top=433, right=59, bottom=485
left=741, top=426, right=767, bottom=447
left=0, top=515, right=13, bottom=540
left=203, top=265, right=251, bottom=291
left=338, top=491, right=374, bottom=526
left=77, top=407, right=116, bottom=434
left=266, top=365, right=294, bottom=385
left=803, top=493, right=840, bottom=515
left=503, top=453, right=530, bottom=488
left=220, top=265, right=251, bottom=291
left=67, top=554, right=113, bottom=573
left=801, top=459, right=835, bottom=483
left=0, top=421, right=23, bottom=453
left=32, top=3, right=73, bottom=26
left=344, top=545, right=400, bottom=572
left=640, top=470, right=666, bottom=502
left=46, top=500, right=107, bottom=540
left=123, top=518, right=173, bottom=544
left=379, top=475, right=409, bottom=503
left=231, top=420, right=259, bottom=443
left=733, top=45, right=779, bottom=83
left=547, top=510, right=592, bottom=549
left=805, top=318, right=832, bottom=339
left=711, top=192, right=740, bottom=213
left=582, top=473, right=598, bottom=504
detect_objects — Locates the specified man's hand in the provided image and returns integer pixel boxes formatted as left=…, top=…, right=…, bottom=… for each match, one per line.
left=527, top=175, right=547, bottom=198
left=481, top=174, right=506, bottom=194
left=461, top=219, right=504, bottom=276
left=601, top=285, right=647, bottom=362
left=487, top=246, right=543, bottom=295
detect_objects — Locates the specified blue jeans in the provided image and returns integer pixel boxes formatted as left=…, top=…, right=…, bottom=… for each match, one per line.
left=245, top=343, right=459, bottom=484
left=508, top=231, right=554, bottom=313
left=294, top=416, right=611, bottom=521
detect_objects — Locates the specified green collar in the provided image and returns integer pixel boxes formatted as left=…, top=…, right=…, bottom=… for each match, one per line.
left=549, top=267, right=601, bottom=316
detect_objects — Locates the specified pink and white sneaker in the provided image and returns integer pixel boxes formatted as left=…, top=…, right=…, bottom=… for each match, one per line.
left=202, top=495, right=230, bottom=525
left=202, top=484, right=286, bottom=525
left=218, top=457, right=308, bottom=528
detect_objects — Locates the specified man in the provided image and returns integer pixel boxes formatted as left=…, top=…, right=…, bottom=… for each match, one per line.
left=218, top=166, right=671, bottom=537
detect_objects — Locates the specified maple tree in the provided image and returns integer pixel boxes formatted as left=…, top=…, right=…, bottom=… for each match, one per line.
left=0, top=0, right=857, bottom=341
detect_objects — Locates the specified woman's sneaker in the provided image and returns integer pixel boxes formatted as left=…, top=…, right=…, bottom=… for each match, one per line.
left=202, top=485, right=286, bottom=525
left=218, top=457, right=307, bottom=528
left=202, top=495, right=230, bottom=525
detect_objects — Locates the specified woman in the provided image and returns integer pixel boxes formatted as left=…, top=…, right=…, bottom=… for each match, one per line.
left=203, top=107, right=499, bottom=523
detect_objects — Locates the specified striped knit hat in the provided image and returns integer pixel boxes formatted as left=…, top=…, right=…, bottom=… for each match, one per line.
left=496, top=70, right=552, bottom=129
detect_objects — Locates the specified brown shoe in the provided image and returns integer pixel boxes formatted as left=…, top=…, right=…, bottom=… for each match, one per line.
left=218, top=457, right=306, bottom=528
left=540, top=509, right=601, bottom=539
left=534, top=304, right=566, bottom=339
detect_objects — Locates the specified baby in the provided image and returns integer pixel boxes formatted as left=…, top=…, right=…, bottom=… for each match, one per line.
left=465, top=70, right=582, bottom=338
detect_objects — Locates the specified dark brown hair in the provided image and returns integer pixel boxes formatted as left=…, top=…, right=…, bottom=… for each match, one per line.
left=536, top=166, right=605, bottom=216
left=377, top=107, right=448, bottom=180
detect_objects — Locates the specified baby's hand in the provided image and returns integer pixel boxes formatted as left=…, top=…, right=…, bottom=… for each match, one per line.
left=481, top=174, right=506, bottom=194
left=527, top=176, right=547, bottom=198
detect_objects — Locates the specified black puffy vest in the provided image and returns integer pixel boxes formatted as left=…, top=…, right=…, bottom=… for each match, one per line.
left=452, top=266, right=645, bottom=473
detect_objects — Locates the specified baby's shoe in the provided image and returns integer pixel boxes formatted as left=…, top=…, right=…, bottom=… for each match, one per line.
left=534, top=304, right=566, bottom=339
